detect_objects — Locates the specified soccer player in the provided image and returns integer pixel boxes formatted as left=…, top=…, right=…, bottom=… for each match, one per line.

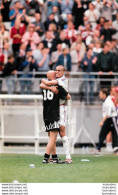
left=40, top=70, right=70, bottom=163
left=106, top=86, right=116, bottom=152
left=95, top=88, right=118, bottom=154
left=41, top=65, right=72, bottom=163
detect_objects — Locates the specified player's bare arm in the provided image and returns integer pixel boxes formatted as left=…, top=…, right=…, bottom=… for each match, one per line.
left=40, top=83, right=70, bottom=98
left=40, top=83, right=51, bottom=90
left=67, top=94, right=71, bottom=100
left=40, top=83, right=59, bottom=94
left=99, top=116, right=108, bottom=127
left=41, top=79, right=58, bottom=86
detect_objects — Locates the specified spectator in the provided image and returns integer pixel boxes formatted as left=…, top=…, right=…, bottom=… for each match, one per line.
left=52, top=6, right=60, bottom=23
left=56, top=30, right=70, bottom=48
left=0, top=46, right=4, bottom=93
left=80, top=47, right=97, bottom=104
left=33, top=44, right=50, bottom=72
left=56, top=44, right=71, bottom=71
left=101, top=0, right=117, bottom=21
left=92, top=30, right=101, bottom=44
left=71, top=34, right=86, bottom=56
left=10, top=18, right=26, bottom=57
left=2, top=54, right=17, bottom=94
left=86, top=29, right=102, bottom=46
left=110, top=39, right=118, bottom=75
left=32, top=12, right=45, bottom=37
left=81, top=0, right=89, bottom=11
left=93, top=41, right=102, bottom=54
left=0, top=45, right=4, bottom=69
left=9, top=0, right=23, bottom=27
left=44, top=12, right=58, bottom=31
left=80, top=22, right=93, bottom=45
left=42, top=31, right=56, bottom=54
left=96, top=17, right=106, bottom=31
left=70, top=42, right=84, bottom=72
left=72, top=0, right=85, bottom=29
left=48, top=23, right=59, bottom=39
left=50, top=43, right=62, bottom=70
left=64, top=20, right=77, bottom=44
left=3, top=42, right=12, bottom=64
left=105, top=40, right=114, bottom=52
left=28, top=0, right=44, bottom=13
left=97, top=43, right=115, bottom=88
left=112, top=13, right=118, bottom=40
left=19, top=8, right=30, bottom=27
left=38, top=47, right=50, bottom=72
left=0, top=24, right=10, bottom=47
left=59, top=13, right=73, bottom=30
left=1, top=0, right=11, bottom=22
left=92, top=0, right=102, bottom=12
left=10, top=0, right=27, bottom=10
left=100, top=20, right=117, bottom=42
left=47, top=0, right=60, bottom=16
left=111, top=39, right=118, bottom=55
left=22, top=23, right=40, bottom=50
left=61, top=0, right=74, bottom=15
left=18, top=48, right=37, bottom=94
left=15, top=43, right=26, bottom=70
left=84, top=2, right=100, bottom=30
left=32, top=42, right=44, bottom=66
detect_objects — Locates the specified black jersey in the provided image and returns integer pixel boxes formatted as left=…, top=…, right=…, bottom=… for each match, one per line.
left=42, top=85, right=68, bottom=131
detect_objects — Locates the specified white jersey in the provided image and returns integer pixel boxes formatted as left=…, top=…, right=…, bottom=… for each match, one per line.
left=102, top=95, right=117, bottom=118
left=56, top=75, right=68, bottom=105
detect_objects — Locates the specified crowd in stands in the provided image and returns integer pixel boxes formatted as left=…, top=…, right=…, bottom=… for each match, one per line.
left=0, top=0, right=118, bottom=98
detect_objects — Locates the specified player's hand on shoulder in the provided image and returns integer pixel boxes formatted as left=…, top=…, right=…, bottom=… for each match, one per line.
left=50, top=86, right=58, bottom=94
left=67, top=94, right=71, bottom=100
left=99, top=121, right=103, bottom=127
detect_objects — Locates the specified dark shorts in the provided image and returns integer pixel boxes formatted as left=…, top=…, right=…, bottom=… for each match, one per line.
left=44, top=120, right=60, bottom=132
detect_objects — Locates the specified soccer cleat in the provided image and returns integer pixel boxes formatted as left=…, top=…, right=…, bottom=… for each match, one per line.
left=105, top=147, right=113, bottom=152
left=113, top=147, right=118, bottom=154
left=50, top=158, right=65, bottom=164
left=42, top=158, right=50, bottom=164
left=90, top=149, right=101, bottom=155
left=65, top=159, right=73, bottom=164
left=114, top=152, right=118, bottom=156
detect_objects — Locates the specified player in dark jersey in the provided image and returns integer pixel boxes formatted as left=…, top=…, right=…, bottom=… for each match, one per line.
left=40, top=70, right=70, bottom=163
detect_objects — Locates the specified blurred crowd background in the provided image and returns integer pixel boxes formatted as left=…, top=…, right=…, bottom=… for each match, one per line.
left=0, top=0, right=118, bottom=101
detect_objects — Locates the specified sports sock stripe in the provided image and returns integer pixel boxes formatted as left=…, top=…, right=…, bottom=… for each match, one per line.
left=112, top=117, right=118, bottom=135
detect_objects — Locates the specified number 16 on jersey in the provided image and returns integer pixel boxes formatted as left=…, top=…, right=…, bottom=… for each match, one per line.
left=43, top=90, right=54, bottom=101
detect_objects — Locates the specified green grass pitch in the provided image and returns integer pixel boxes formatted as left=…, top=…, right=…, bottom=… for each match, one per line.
left=0, top=154, right=118, bottom=183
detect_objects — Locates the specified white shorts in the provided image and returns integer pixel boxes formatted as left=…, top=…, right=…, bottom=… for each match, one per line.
left=59, top=105, right=67, bottom=126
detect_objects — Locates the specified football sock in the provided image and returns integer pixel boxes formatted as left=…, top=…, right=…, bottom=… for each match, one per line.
left=52, top=154, right=58, bottom=159
left=106, top=142, right=112, bottom=148
left=106, top=142, right=112, bottom=151
left=44, top=153, right=50, bottom=159
left=62, top=136, right=71, bottom=159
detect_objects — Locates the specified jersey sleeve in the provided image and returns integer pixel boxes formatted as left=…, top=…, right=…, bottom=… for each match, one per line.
left=106, top=106, right=112, bottom=117
left=56, top=78, right=68, bottom=91
left=57, top=85, right=68, bottom=100
left=105, top=99, right=114, bottom=117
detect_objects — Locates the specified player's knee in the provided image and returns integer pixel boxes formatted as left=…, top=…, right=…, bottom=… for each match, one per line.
left=59, top=127, right=65, bottom=138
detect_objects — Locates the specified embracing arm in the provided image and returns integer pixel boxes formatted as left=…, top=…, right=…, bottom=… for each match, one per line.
left=67, top=94, right=71, bottom=100
left=41, top=79, right=58, bottom=86
left=40, top=83, right=71, bottom=98
left=40, top=83, right=59, bottom=94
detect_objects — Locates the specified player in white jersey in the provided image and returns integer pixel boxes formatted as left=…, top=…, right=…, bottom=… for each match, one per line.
left=41, top=65, right=72, bottom=163
left=105, top=86, right=116, bottom=152
left=96, top=88, right=118, bottom=154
